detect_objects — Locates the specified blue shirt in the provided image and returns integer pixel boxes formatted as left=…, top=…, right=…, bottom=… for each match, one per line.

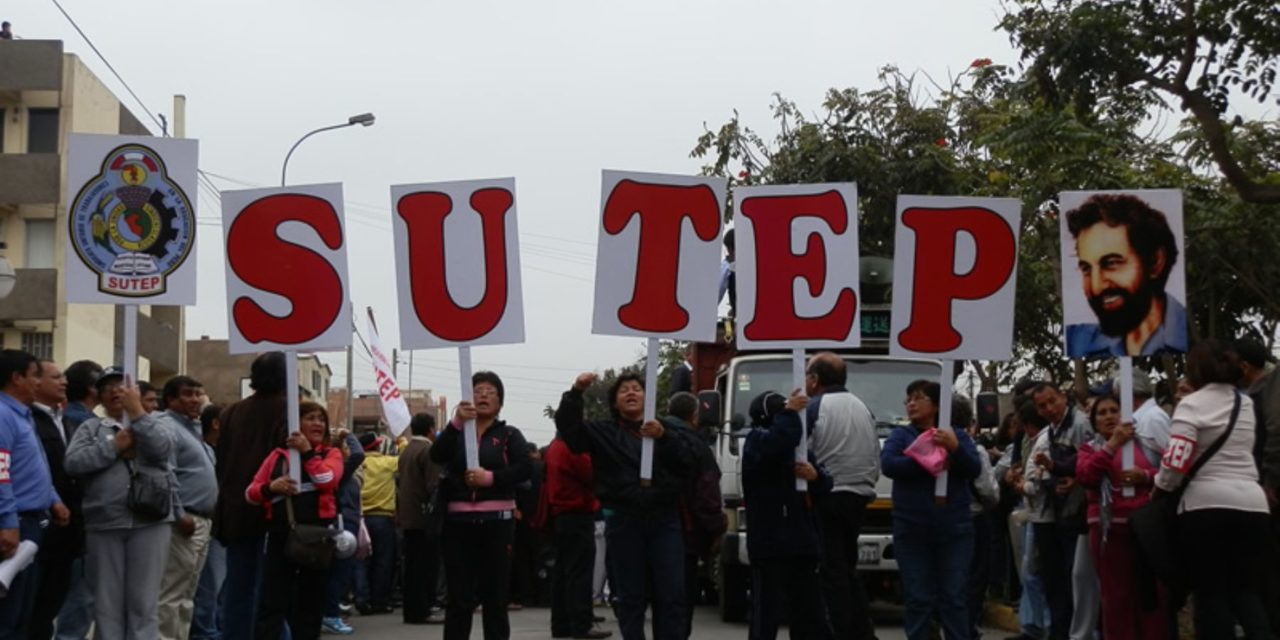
left=1066, top=295, right=1188, bottom=358
left=164, top=410, right=218, bottom=516
left=0, top=392, right=60, bottom=528
left=63, top=401, right=95, bottom=430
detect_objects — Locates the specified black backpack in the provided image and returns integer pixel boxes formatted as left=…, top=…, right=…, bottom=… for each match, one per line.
left=677, top=430, right=728, bottom=555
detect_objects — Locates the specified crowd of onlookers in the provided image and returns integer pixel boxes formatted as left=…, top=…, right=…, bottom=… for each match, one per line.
left=0, top=336, right=1277, bottom=640
left=965, top=338, right=1278, bottom=640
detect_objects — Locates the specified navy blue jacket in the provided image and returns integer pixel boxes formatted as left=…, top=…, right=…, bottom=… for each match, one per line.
left=336, top=433, right=365, bottom=530
left=742, top=409, right=832, bottom=561
left=880, top=425, right=981, bottom=526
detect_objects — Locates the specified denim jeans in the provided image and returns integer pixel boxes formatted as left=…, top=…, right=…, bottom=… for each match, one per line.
left=892, top=517, right=974, bottom=640
left=0, top=513, right=47, bottom=635
left=605, top=511, right=685, bottom=640
left=191, top=538, right=227, bottom=640
left=1019, top=524, right=1049, bottom=639
left=325, top=517, right=360, bottom=618
left=55, top=557, right=94, bottom=640
left=355, top=515, right=396, bottom=608
left=221, top=536, right=265, bottom=640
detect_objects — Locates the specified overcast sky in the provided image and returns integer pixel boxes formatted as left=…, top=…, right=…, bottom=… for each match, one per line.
left=14, top=0, right=1018, bottom=443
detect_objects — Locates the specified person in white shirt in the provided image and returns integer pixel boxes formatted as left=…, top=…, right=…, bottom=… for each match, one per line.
left=1130, top=374, right=1171, bottom=464
left=1154, top=340, right=1271, bottom=640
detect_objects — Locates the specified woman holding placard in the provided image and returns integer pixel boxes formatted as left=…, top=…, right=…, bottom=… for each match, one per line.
left=555, top=372, right=695, bottom=640
left=431, top=371, right=533, bottom=640
left=1153, top=341, right=1271, bottom=640
left=1076, top=394, right=1168, bottom=640
left=245, top=401, right=345, bottom=640
left=880, top=380, right=982, bottom=640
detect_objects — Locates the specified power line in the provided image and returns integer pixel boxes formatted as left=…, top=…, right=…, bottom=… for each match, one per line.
left=49, top=0, right=164, bottom=134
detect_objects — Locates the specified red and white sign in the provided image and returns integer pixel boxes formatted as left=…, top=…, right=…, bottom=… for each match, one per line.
left=391, top=178, right=525, bottom=348
left=889, top=196, right=1022, bottom=360
left=591, top=171, right=726, bottom=342
left=734, top=183, right=861, bottom=350
left=221, top=183, right=352, bottom=355
left=367, top=311, right=412, bottom=436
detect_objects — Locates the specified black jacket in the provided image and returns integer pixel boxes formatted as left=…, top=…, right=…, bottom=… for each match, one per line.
left=32, top=408, right=82, bottom=555
left=214, top=393, right=287, bottom=543
left=742, top=408, right=832, bottom=561
left=430, top=419, right=532, bottom=517
left=555, top=389, right=695, bottom=517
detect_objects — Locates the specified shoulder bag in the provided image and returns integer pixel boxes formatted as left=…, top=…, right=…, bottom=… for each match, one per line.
left=284, top=495, right=337, bottom=571
left=124, top=459, right=173, bottom=522
left=1131, top=390, right=1241, bottom=586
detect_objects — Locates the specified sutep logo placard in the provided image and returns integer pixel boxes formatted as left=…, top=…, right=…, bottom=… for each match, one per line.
left=68, top=144, right=195, bottom=297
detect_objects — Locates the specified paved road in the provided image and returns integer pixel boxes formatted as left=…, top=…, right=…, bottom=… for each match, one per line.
left=344, top=603, right=1001, bottom=639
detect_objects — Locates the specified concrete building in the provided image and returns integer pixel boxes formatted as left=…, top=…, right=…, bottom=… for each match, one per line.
left=327, top=388, right=446, bottom=434
left=186, top=337, right=332, bottom=406
left=0, top=40, right=184, bottom=380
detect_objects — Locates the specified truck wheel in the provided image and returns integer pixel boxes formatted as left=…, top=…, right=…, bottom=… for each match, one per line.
left=716, top=556, right=750, bottom=623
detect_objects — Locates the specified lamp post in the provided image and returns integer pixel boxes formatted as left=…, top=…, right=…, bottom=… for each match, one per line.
left=280, top=112, right=375, bottom=187
left=278, top=112, right=375, bottom=479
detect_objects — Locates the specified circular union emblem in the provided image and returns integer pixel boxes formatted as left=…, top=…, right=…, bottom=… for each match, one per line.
left=68, top=144, right=195, bottom=297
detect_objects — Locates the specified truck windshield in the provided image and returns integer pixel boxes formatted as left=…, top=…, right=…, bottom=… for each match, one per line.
left=729, top=358, right=943, bottom=436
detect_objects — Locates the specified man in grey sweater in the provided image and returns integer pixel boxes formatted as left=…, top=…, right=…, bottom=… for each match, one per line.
left=156, top=376, right=218, bottom=640
left=806, top=352, right=880, bottom=640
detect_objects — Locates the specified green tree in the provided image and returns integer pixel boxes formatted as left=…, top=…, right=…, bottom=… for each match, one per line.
left=999, top=0, right=1280, bottom=204
left=541, top=339, right=689, bottom=421
left=690, top=59, right=1280, bottom=389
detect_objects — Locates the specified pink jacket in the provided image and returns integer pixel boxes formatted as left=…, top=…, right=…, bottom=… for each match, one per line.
left=1076, top=439, right=1159, bottom=524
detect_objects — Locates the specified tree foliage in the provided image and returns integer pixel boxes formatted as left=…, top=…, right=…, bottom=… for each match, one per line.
left=999, top=0, right=1280, bottom=204
left=542, top=340, right=689, bottom=421
left=689, top=55, right=1279, bottom=388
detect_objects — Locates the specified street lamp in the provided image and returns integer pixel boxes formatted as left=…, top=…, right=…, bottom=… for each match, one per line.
left=280, top=112, right=376, bottom=186
left=0, top=242, right=15, bottom=301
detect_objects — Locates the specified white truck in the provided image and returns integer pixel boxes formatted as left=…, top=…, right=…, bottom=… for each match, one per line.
left=690, top=310, right=942, bottom=621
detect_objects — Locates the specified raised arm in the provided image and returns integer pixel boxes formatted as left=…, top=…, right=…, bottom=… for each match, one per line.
left=555, top=373, right=599, bottom=455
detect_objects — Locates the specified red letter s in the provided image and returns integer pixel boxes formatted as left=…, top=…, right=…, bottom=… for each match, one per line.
left=227, top=194, right=345, bottom=346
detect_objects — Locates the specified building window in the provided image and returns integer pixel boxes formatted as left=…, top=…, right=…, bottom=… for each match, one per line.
left=23, top=219, right=53, bottom=268
left=312, top=371, right=321, bottom=395
left=21, top=332, right=53, bottom=360
left=27, top=108, right=59, bottom=154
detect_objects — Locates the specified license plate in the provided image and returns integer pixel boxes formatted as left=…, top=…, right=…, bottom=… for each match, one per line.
left=857, top=542, right=880, bottom=565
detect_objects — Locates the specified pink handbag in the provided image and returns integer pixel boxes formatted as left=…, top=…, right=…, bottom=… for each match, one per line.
left=904, top=428, right=949, bottom=477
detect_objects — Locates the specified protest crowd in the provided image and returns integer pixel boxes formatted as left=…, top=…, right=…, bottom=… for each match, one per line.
left=0, top=333, right=1274, bottom=640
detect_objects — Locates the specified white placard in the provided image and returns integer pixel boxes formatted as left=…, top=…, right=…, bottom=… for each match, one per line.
left=64, top=134, right=199, bottom=305
left=391, top=178, right=525, bottom=349
left=592, top=170, right=726, bottom=342
left=1060, top=190, right=1187, bottom=359
left=734, top=183, right=861, bottom=350
left=890, top=196, right=1022, bottom=360
left=221, top=183, right=352, bottom=354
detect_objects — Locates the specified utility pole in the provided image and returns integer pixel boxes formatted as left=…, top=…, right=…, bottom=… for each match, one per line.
left=345, top=303, right=355, bottom=432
